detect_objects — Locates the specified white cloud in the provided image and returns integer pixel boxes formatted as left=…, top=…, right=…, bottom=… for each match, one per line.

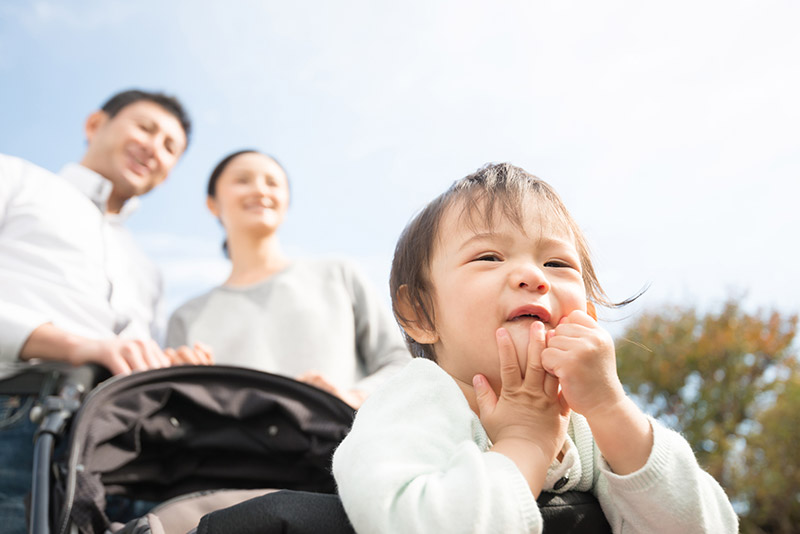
left=1, top=0, right=144, bottom=31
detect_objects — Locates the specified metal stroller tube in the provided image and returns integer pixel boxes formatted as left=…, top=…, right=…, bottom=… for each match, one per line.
left=29, top=365, right=103, bottom=534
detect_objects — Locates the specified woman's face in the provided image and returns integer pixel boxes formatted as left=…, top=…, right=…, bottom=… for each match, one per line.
left=207, top=152, right=290, bottom=237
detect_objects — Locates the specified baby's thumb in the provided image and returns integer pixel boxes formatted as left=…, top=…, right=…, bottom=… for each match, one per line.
left=472, top=374, right=497, bottom=418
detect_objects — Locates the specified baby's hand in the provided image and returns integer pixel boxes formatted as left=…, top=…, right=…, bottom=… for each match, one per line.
left=541, top=310, right=626, bottom=420
left=473, top=322, right=570, bottom=496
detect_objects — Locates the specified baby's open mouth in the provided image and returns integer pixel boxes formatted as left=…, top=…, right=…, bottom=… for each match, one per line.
left=507, top=306, right=551, bottom=324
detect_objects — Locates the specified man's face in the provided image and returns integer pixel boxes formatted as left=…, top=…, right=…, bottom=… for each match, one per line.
left=81, top=100, right=187, bottom=211
left=424, top=196, right=588, bottom=395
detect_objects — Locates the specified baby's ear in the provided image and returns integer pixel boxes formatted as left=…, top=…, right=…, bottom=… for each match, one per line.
left=586, top=301, right=597, bottom=320
left=395, top=285, right=439, bottom=344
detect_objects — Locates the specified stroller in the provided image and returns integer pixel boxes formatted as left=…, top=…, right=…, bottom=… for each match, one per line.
left=28, top=364, right=356, bottom=534
left=28, top=364, right=613, bottom=534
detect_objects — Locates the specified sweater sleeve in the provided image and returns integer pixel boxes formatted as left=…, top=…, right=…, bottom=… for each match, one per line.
left=338, top=260, right=411, bottom=393
left=165, top=304, right=190, bottom=349
left=595, top=418, right=738, bottom=533
left=333, top=359, right=542, bottom=534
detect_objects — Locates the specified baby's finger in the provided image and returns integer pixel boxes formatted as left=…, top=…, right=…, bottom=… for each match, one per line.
left=473, top=374, right=498, bottom=419
left=562, top=309, right=596, bottom=328
left=523, top=321, right=547, bottom=388
left=558, top=390, right=571, bottom=416
left=496, top=328, right=522, bottom=392
left=543, top=371, right=560, bottom=399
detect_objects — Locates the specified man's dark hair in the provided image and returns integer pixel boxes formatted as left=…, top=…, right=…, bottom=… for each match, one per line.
left=100, top=89, right=192, bottom=146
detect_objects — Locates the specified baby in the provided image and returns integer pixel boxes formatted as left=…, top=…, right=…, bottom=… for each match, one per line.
left=332, top=163, right=737, bottom=533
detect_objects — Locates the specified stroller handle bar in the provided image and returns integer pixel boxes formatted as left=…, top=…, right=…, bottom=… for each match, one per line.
left=30, top=364, right=107, bottom=534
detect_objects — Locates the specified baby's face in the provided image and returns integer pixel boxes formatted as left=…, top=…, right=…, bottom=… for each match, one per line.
left=427, top=196, right=587, bottom=394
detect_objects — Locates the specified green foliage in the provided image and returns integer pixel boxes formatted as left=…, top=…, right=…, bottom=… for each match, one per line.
left=735, top=376, right=800, bottom=533
left=615, top=297, right=798, bottom=533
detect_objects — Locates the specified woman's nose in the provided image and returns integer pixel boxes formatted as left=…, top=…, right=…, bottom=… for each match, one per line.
left=510, top=263, right=549, bottom=293
left=253, top=179, right=270, bottom=194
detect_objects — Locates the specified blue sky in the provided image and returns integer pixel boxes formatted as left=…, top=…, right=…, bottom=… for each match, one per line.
left=1, top=1, right=798, bottom=335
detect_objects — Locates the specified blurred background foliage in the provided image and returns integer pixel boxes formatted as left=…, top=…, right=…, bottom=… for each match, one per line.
left=615, top=297, right=799, bottom=533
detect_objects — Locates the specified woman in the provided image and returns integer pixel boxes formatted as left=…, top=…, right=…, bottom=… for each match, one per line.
left=166, top=150, right=411, bottom=408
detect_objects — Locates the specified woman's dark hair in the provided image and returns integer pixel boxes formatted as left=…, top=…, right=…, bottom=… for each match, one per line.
left=206, top=149, right=289, bottom=197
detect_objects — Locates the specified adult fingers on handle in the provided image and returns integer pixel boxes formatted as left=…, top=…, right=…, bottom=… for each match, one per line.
left=298, top=371, right=339, bottom=395
left=163, top=345, right=205, bottom=366
left=119, top=340, right=149, bottom=372
left=193, top=342, right=214, bottom=365
left=73, top=339, right=131, bottom=376
left=101, top=351, right=133, bottom=376
left=164, top=347, right=179, bottom=365
left=143, top=339, right=170, bottom=369
left=179, top=346, right=205, bottom=365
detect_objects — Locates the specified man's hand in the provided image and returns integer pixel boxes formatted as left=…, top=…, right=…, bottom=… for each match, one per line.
left=19, top=323, right=212, bottom=376
left=297, top=370, right=366, bottom=409
left=472, top=322, right=570, bottom=496
left=68, top=337, right=172, bottom=375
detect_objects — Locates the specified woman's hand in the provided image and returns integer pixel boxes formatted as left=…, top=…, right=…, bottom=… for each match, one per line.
left=297, top=371, right=366, bottom=409
left=164, top=342, right=215, bottom=366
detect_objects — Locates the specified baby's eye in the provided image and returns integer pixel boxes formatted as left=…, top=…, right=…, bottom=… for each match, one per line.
left=474, top=254, right=501, bottom=262
left=544, top=260, right=572, bottom=268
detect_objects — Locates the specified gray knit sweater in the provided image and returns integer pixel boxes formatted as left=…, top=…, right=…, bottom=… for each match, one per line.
left=166, top=258, right=411, bottom=393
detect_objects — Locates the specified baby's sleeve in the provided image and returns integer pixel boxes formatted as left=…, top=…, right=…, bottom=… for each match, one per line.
left=332, top=359, right=542, bottom=534
left=595, top=418, right=738, bottom=533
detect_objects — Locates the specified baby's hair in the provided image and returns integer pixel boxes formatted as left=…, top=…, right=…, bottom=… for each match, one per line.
left=390, top=162, right=636, bottom=361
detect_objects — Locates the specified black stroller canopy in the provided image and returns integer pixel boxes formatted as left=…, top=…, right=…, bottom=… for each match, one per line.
left=49, top=366, right=355, bottom=534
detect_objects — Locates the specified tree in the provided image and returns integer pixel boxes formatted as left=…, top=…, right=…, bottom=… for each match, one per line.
left=614, top=297, right=798, bottom=533
left=735, top=375, right=800, bottom=533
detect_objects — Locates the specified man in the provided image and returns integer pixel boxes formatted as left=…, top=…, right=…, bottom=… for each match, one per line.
left=0, top=89, right=211, bottom=532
